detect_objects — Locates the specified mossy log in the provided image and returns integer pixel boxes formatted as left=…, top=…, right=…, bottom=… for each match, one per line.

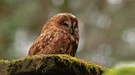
left=0, top=54, right=107, bottom=75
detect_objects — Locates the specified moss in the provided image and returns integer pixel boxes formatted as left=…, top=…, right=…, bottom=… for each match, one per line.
left=0, top=54, right=107, bottom=75
left=0, top=59, right=10, bottom=63
left=0, top=59, right=10, bottom=75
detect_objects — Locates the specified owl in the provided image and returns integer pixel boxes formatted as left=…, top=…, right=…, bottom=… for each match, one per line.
left=28, top=13, right=79, bottom=57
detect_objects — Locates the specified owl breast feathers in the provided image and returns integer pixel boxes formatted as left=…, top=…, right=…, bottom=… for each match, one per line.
left=28, top=13, right=79, bottom=57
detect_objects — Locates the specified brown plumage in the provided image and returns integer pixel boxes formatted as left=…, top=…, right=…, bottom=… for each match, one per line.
left=28, top=13, right=79, bottom=57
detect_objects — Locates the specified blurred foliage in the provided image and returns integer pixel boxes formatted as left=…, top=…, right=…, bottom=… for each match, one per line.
left=103, top=67, right=135, bottom=75
left=0, top=0, right=135, bottom=67
left=103, top=64, right=135, bottom=75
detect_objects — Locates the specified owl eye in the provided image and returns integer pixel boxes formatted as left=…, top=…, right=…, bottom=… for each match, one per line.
left=61, top=22, right=68, bottom=28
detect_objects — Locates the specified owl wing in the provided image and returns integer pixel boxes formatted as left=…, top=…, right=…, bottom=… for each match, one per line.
left=36, top=31, right=72, bottom=55
left=28, top=28, right=71, bottom=55
left=28, top=33, right=48, bottom=55
left=28, top=26, right=54, bottom=55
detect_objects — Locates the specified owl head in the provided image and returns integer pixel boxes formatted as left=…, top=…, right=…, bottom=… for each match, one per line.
left=42, top=13, right=79, bottom=37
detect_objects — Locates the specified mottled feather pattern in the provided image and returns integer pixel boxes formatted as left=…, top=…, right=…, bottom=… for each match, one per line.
left=28, top=13, right=79, bottom=57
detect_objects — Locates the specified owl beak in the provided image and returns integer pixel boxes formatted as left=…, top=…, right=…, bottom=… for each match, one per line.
left=70, top=29, right=73, bottom=33
left=69, top=23, right=73, bottom=34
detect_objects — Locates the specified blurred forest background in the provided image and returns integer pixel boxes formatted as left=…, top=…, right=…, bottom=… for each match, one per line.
left=0, top=0, right=135, bottom=67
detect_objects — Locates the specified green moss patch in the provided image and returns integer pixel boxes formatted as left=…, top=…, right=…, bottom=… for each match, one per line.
left=0, top=54, right=107, bottom=75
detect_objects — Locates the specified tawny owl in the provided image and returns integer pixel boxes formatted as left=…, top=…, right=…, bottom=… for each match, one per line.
left=28, top=13, right=79, bottom=57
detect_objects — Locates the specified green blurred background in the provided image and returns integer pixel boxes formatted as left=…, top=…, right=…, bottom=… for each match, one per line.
left=0, top=0, right=135, bottom=67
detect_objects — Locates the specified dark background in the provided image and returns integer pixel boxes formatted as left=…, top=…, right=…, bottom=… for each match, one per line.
left=0, top=0, right=135, bottom=67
